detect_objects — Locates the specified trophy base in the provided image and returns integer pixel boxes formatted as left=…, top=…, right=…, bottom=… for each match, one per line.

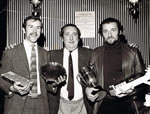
left=92, top=86, right=107, bottom=101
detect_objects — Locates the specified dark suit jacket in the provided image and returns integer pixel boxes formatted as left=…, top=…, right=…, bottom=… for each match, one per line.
left=0, top=43, right=49, bottom=114
left=48, top=47, right=93, bottom=114
left=90, top=42, right=145, bottom=114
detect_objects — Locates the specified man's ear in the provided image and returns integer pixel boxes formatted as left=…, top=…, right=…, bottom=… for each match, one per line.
left=41, top=28, right=43, bottom=33
left=61, top=37, right=64, bottom=42
left=22, top=28, right=26, bottom=34
left=119, top=30, right=123, bottom=35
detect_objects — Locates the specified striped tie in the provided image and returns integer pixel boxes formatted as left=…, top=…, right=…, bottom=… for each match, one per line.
left=29, top=45, right=38, bottom=98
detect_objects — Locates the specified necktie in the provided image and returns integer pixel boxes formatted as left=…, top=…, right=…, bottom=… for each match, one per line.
left=67, top=51, right=74, bottom=100
left=29, top=45, right=38, bottom=98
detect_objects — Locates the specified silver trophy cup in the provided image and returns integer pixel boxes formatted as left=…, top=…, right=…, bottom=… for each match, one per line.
left=77, top=64, right=107, bottom=101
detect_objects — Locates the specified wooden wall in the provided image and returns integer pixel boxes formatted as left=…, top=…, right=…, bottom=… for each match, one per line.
left=6, top=0, right=149, bottom=66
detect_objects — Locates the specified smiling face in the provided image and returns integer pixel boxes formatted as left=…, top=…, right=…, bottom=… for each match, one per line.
left=62, top=26, right=79, bottom=51
left=102, top=22, right=119, bottom=44
left=23, top=19, right=42, bottom=43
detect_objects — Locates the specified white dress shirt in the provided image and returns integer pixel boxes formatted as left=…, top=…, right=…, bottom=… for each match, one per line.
left=23, top=39, right=41, bottom=95
left=60, top=48, right=83, bottom=101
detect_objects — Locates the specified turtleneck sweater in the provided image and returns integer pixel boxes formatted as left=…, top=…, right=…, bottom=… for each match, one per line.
left=103, top=39, right=123, bottom=91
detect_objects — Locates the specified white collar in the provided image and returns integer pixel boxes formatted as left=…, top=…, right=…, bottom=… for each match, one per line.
left=24, top=39, right=37, bottom=48
left=64, top=48, right=78, bottom=55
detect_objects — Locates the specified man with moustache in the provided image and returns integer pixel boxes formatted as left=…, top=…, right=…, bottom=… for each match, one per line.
left=0, top=16, right=50, bottom=114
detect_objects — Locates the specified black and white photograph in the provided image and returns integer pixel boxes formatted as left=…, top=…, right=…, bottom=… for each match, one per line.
left=0, top=0, right=149, bottom=114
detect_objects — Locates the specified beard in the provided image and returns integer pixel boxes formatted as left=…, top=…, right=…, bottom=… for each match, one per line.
left=104, top=38, right=120, bottom=47
left=106, top=37, right=118, bottom=44
left=104, top=36, right=119, bottom=45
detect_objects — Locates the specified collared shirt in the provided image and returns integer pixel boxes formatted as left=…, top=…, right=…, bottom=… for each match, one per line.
left=23, top=39, right=41, bottom=95
left=60, top=48, right=83, bottom=101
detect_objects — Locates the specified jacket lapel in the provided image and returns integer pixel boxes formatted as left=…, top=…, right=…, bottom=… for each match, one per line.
left=78, top=47, right=83, bottom=70
left=59, top=49, right=63, bottom=65
left=18, top=44, right=30, bottom=72
left=121, top=44, right=131, bottom=78
left=38, top=46, right=42, bottom=68
left=94, top=46, right=105, bottom=88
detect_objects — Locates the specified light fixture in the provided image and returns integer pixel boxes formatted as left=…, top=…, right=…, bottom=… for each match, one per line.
left=128, top=0, right=140, bottom=23
left=29, top=0, right=43, bottom=17
left=129, top=0, right=139, bottom=4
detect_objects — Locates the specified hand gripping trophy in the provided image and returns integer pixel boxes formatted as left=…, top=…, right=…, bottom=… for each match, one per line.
left=77, top=63, right=107, bottom=101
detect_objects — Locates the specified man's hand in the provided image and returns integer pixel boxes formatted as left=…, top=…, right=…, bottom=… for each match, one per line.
left=46, top=75, right=66, bottom=94
left=85, top=87, right=99, bottom=102
left=128, top=41, right=138, bottom=48
left=54, top=75, right=66, bottom=87
left=10, top=82, right=31, bottom=95
left=109, top=86, right=134, bottom=98
left=144, top=94, right=150, bottom=107
left=5, top=43, right=16, bottom=50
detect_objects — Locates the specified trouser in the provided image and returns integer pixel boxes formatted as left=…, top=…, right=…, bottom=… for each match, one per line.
left=58, top=97, right=87, bottom=114
left=98, top=96, right=137, bottom=114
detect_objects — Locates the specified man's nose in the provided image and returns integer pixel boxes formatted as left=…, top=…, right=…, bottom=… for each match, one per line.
left=69, top=35, right=74, bottom=40
left=33, top=28, right=37, bottom=32
left=108, top=31, right=112, bottom=37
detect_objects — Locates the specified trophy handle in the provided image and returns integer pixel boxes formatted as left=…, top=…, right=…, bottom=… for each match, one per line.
left=77, top=74, right=88, bottom=87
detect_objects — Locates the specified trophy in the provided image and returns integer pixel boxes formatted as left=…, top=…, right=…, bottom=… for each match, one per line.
left=40, top=62, right=67, bottom=87
left=1, top=71, right=33, bottom=95
left=77, top=64, right=107, bottom=101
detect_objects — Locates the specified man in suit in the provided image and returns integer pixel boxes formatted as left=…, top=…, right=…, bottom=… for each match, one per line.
left=48, top=24, right=93, bottom=114
left=0, top=16, right=49, bottom=114
left=85, top=17, right=146, bottom=114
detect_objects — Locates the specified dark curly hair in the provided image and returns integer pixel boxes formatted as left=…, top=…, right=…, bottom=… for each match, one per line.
left=98, top=17, right=123, bottom=36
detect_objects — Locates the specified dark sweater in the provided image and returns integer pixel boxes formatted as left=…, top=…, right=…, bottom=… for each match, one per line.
left=103, top=39, right=122, bottom=91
